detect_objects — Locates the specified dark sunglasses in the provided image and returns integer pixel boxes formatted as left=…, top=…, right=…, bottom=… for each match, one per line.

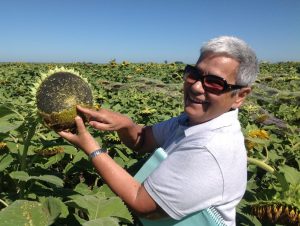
left=183, top=65, right=246, bottom=94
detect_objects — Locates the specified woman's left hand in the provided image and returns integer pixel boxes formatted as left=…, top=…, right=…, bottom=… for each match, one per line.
left=58, top=116, right=100, bottom=155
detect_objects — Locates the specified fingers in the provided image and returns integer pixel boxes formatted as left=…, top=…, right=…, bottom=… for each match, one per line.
left=89, top=121, right=111, bottom=131
left=77, top=105, right=120, bottom=131
left=58, top=130, right=76, bottom=142
left=58, top=116, right=92, bottom=149
left=77, top=105, right=103, bottom=122
left=57, top=116, right=86, bottom=141
left=74, top=116, right=87, bottom=133
left=77, top=105, right=97, bottom=116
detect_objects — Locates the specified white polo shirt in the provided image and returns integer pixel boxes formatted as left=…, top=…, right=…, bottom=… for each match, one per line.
left=143, top=109, right=247, bottom=226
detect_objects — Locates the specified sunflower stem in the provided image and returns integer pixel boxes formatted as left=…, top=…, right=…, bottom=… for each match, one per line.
left=247, top=157, right=275, bottom=174
left=20, top=119, right=38, bottom=171
left=0, top=199, right=8, bottom=207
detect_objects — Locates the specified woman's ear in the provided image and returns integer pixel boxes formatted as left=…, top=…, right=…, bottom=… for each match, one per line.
left=232, top=87, right=251, bottom=109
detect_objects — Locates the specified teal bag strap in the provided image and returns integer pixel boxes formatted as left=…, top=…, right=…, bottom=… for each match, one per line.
left=134, top=148, right=227, bottom=226
left=134, top=148, right=167, bottom=182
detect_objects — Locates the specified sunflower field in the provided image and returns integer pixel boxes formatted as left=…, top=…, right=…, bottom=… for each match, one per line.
left=0, top=61, right=299, bottom=226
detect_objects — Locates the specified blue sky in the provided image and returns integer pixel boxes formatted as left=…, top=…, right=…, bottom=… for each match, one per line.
left=1, top=0, right=300, bottom=63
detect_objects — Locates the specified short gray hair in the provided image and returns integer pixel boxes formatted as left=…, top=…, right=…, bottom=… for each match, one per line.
left=200, top=36, right=259, bottom=86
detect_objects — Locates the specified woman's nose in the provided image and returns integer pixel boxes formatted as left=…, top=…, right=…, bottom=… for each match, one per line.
left=190, top=80, right=205, bottom=94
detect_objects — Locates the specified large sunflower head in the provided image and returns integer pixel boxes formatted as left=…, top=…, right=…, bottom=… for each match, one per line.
left=33, top=67, right=94, bottom=132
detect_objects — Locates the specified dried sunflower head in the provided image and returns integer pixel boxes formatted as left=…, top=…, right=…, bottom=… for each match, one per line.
left=33, top=67, right=94, bottom=131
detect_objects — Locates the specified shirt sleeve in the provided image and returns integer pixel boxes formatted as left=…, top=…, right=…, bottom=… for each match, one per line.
left=143, top=146, right=224, bottom=220
left=152, top=116, right=179, bottom=147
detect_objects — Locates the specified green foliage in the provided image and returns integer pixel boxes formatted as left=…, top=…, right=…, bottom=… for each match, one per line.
left=0, top=61, right=300, bottom=225
left=0, top=200, right=52, bottom=226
